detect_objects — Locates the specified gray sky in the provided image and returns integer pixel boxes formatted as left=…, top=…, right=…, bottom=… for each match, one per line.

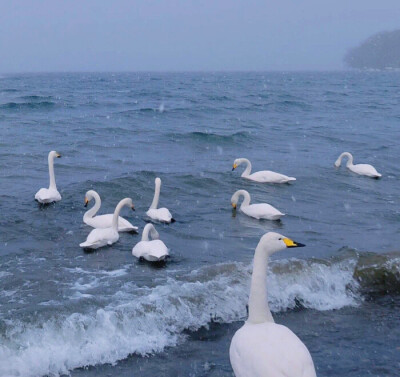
left=0, top=0, right=399, bottom=72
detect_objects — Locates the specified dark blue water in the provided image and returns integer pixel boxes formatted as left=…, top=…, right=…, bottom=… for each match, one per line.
left=0, top=72, right=399, bottom=377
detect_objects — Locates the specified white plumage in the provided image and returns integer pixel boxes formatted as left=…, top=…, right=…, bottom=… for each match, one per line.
left=229, top=232, right=316, bottom=377
left=83, top=190, right=138, bottom=232
left=232, top=158, right=296, bottom=184
left=34, top=151, right=62, bottom=204
left=334, top=152, right=381, bottom=178
left=231, top=190, right=284, bottom=220
left=80, top=198, right=135, bottom=250
left=132, top=223, right=169, bottom=262
left=146, top=177, right=174, bottom=223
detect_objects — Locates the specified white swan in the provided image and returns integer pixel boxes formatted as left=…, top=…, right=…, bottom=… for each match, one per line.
left=146, top=177, right=175, bottom=223
left=232, top=158, right=296, bottom=183
left=229, top=232, right=316, bottom=377
left=34, top=151, right=62, bottom=203
left=231, top=190, right=284, bottom=221
left=334, top=152, right=381, bottom=178
left=132, top=223, right=169, bottom=262
left=83, top=190, right=138, bottom=232
left=80, top=198, right=135, bottom=250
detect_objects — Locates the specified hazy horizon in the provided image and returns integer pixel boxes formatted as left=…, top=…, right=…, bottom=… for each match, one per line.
left=1, top=0, right=399, bottom=73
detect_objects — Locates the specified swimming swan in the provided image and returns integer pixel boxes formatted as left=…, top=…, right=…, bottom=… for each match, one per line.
left=334, top=152, right=381, bottom=178
left=80, top=198, right=135, bottom=250
left=231, top=190, right=284, bottom=220
left=34, top=151, right=62, bottom=204
left=232, top=158, right=296, bottom=183
left=132, top=223, right=169, bottom=262
left=83, top=190, right=138, bottom=232
left=229, top=232, right=316, bottom=377
left=146, top=177, right=175, bottom=223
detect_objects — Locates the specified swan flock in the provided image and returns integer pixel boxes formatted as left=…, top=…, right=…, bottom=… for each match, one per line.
left=34, top=148, right=384, bottom=376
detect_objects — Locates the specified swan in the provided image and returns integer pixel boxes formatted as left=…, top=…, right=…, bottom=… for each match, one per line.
left=132, top=223, right=169, bottom=262
left=229, top=232, right=316, bottom=377
left=146, top=177, right=175, bottom=223
left=80, top=198, right=135, bottom=250
left=83, top=190, right=138, bottom=232
left=34, top=151, right=62, bottom=203
left=232, top=158, right=296, bottom=183
left=334, top=152, right=381, bottom=178
left=231, top=190, right=284, bottom=221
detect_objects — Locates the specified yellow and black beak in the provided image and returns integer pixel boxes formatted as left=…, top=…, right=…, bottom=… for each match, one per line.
left=283, top=238, right=305, bottom=248
left=84, top=198, right=89, bottom=207
left=232, top=163, right=238, bottom=171
left=56, top=153, right=61, bottom=158
left=131, top=204, right=135, bottom=211
left=231, top=203, right=237, bottom=209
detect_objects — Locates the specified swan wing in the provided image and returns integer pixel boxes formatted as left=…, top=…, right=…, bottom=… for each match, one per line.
left=80, top=228, right=119, bottom=249
left=146, top=208, right=173, bottom=223
left=35, top=188, right=61, bottom=203
left=84, top=214, right=138, bottom=232
left=230, top=322, right=316, bottom=377
left=247, top=170, right=296, bottom=183
left=351, top=163, right=381, bottom=177
left=132, top=240, right=169, bottom=262
left=242, top=203, right=284, bottom=220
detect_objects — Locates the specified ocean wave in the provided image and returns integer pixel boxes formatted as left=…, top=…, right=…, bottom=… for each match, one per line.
left=0, top=101, right=56, bottom=110
left=0, top=252, right=398, bottom=376
left=168, top=131, right=251, bottom=144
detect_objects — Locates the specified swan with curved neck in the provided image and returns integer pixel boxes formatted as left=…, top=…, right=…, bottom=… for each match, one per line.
left=146, top=177, right=175, bottom=223
left=229, top=232, right=316, bottom=377
left=83, top=190, right=138, bottom=232
left=334, top=152, right=381, bottom=178
left=232, top=158, right=296, bottom=184
left=34, top=151, right=62, bottom=204
left=80, top=198, right=135, bottom=249
left=231, top=190, right=284, bottom=221
left=132, top=223, right=169, bottom=262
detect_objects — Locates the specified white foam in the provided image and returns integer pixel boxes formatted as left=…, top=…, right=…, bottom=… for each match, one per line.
left=0, top=258, right=360, bottom=377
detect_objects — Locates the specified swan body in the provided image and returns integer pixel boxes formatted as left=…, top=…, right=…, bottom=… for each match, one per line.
left=80, top=198, right=135, bottom=250
left=83, top=190, right=138, bottom=232
left=132, top=223, right=169, bottom=262
left=229, top=232, right=316, bottom=377
left=34, top=151, right=62, bottom=203
left=232, top=158, right=296, bottom=183
left=146, top=177, right=174, bottom=223
left=334, top=152, right=381, bottom=178
left=231, top=190, right=284, bottom=220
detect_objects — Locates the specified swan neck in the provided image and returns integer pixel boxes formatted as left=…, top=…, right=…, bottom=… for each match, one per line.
left=149, top=180, right=161, bottom=209
left=83, top=192, right=101, bottom=221
left=48, top=154, right=57, bottom=190
left=248, top=244, right=274, bottom=324
left=142, top=224, right=159, bottom=241
left=339, top=152, right=354, bottom=167
left=112, top=199, right=129, bottom=230
left=241, top=159, right=252, bottom=177
left=240, top=190, right=251, bottom=207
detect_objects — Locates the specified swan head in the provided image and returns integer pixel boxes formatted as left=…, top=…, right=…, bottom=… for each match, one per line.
left=258, top=232, right=305, bottom=256
left=49, top=150, right=61, bottom=159
left=232, top=158, right=241, bottom=171
left=84, top=190, right=98, bottom=207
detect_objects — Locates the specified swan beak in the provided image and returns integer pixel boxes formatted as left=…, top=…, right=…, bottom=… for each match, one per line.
left=232, top=163, right=237, bottom=171
left=56, top=153, right=61, bottom=158
left=283, top=238, right=305, bottom=248
left=84, top=198, right=89, bottom=207
left=231, top=203, right=237, bottom=209
left=131, top=205, right=135, bottom=211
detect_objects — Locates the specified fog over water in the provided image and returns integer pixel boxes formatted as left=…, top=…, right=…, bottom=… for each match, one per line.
left=0, top=1, right=400, bottom=72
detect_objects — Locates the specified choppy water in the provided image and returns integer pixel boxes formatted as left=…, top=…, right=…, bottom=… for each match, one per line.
left=0, top=72, right=399, bottom=377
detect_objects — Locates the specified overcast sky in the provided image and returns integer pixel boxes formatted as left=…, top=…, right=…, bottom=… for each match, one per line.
left=0, top=0, right=399, bottom=72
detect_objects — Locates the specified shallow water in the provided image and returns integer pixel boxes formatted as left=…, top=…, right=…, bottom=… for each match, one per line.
left=0, top=72, right=399, bottom=376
